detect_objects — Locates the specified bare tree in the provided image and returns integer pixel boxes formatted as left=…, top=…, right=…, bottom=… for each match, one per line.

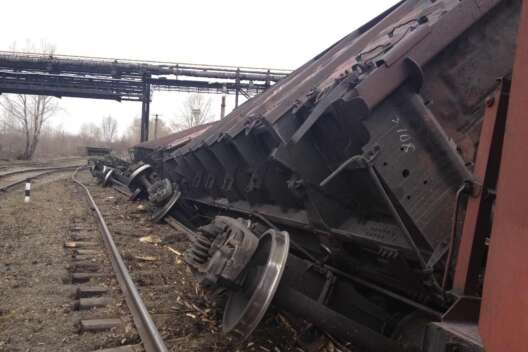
left=0, top=94, right=59, bottom=159
left=126, top=116, right=173, bottom=142
left=79, top=122, right=102, bottom=144
left=172, top=94, right=213, bottom=131
left=0, top=41, right=58, bottom=159
left=101, top=115, right=118, bottom=144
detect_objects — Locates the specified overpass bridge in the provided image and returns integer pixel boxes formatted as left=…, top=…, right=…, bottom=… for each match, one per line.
left=0, top=51, right=291, bottom=141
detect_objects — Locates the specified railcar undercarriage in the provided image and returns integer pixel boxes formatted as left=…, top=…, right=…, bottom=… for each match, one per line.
left=89, top=0, right=522, bottom=350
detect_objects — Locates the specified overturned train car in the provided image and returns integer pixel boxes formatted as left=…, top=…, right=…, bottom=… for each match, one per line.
left=95, top=0, right=521, bottom=351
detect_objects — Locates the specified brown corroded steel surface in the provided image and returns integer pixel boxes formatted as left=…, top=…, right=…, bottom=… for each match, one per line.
left=479, top=1, right=528, bottom=351
left=143, top=0, right=519, bottom=314
left=176, top=0, right=505, bottom=151
left=134, top=122, right=217, bottom=151
left=110, top=0, right=523, bottom=349
left=453, top=81, right=510, bottom=295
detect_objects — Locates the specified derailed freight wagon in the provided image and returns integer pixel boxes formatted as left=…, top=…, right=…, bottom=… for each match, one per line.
left=130, top=122, right=217, bottom=170
left=107, top=0, right=521, bottom=350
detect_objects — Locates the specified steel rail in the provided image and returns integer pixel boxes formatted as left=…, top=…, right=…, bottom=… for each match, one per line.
left=0, top=166, right=81, bottom=192
left=72, top=167, right=168, bottom=352
left=0, top=165, right=82, bottom=179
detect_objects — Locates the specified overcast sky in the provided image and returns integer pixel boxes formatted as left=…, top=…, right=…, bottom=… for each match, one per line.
left=0, top=0, right=399, bottom=136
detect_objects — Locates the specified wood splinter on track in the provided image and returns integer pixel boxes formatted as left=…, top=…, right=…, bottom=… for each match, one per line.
left=166, top=246, right=182, bottom=256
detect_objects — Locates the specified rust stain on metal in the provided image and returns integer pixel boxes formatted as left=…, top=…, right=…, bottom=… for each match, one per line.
left=453, top=81, right=510, bottom=295
left=479, top=1, right=528, bottom=351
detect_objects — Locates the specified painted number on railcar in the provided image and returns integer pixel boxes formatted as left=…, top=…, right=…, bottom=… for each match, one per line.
left=392, top=115, right=416, bottom=153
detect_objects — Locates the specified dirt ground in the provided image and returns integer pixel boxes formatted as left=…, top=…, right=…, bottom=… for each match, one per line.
left=0, top=170, right=345, bottom=352
left=0, top=173, right=133, bottom=351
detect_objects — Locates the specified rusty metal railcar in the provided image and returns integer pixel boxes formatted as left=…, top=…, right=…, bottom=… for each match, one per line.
left=95, top=0, right=522, bottom=351
left=131, top=122, right=218, bottom=169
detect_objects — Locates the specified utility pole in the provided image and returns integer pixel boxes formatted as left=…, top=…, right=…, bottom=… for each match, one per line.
left=153, top=113, right=161, bottom=139
left=221, top=85, right=227, bottom=119
left=235, top=67, right=240, bottom=108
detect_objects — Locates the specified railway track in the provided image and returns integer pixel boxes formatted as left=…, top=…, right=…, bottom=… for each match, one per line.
left=0, top=165, right=84, bottom=179
left=0, top=164, right=299, bottom=351
left=0, top=165, right=83, bottom=192
left=75, top=168, right=297, bottom=351
left=0, top=156, right=85, bottom=172
left=72, top=167, right=168, bottom=352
